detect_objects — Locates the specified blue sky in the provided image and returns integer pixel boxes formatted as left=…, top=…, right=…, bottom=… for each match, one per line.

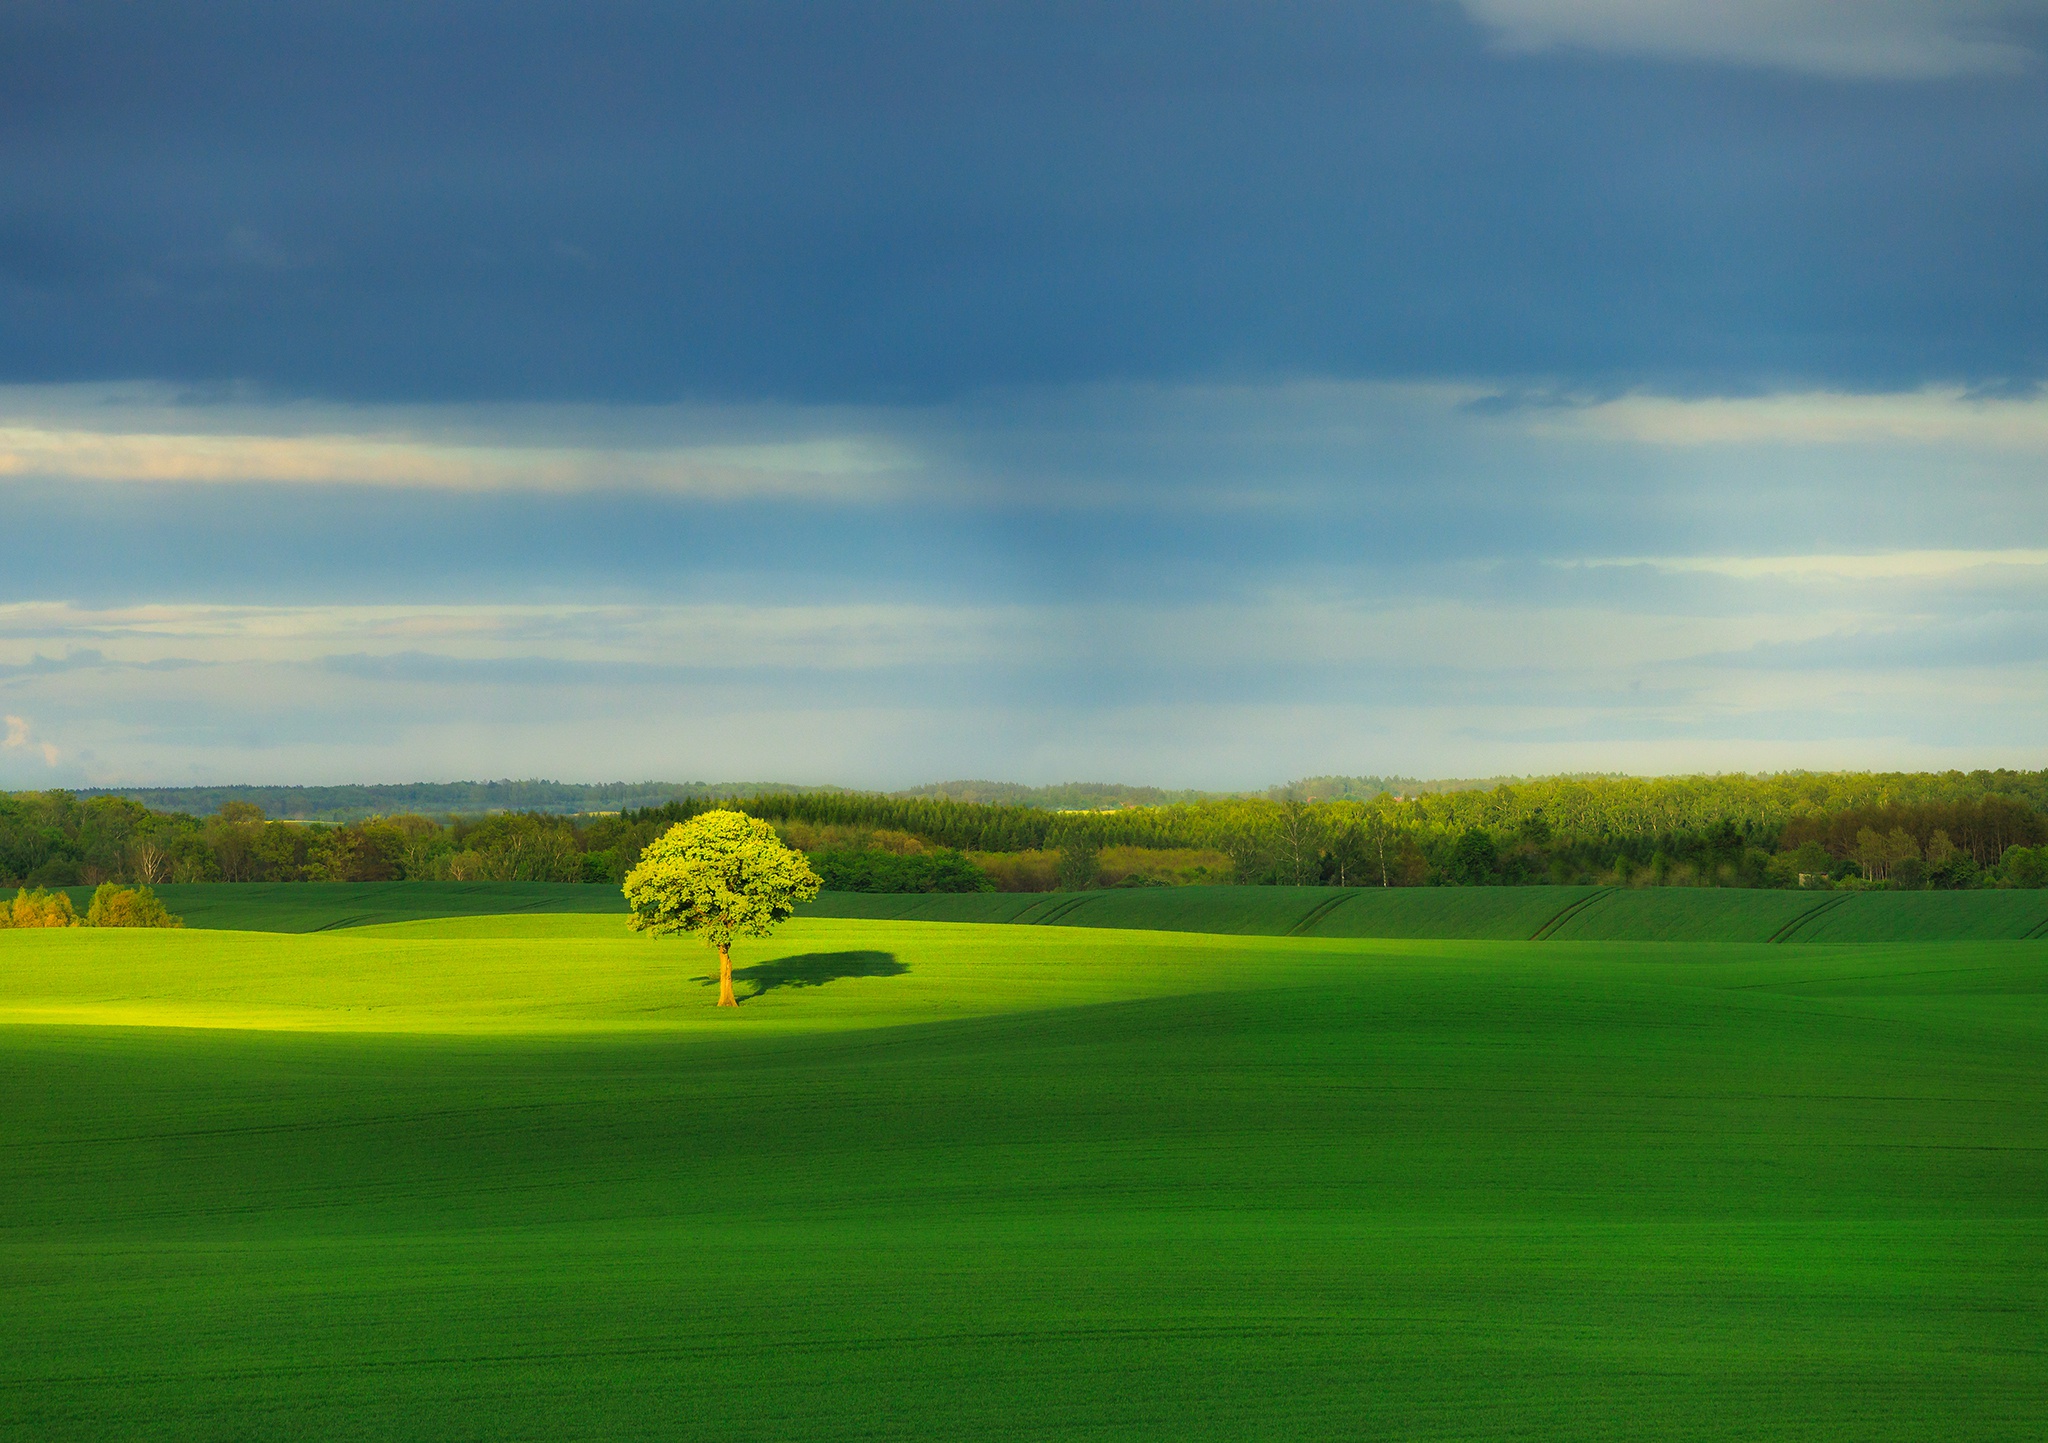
left=3, top=1, right=2046, bottom=787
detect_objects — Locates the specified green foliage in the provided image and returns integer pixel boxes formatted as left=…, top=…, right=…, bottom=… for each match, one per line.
left=622, top=811, right=822, bottom=946
left=11, top=767, right=2048, bottom=894
left=806, top=847, right=993, bottom=894
left=67, top=779, right=827, bottom=823
left=895, top=779, right=1226, bottom=808
left=1997, top=844, right=2048, bottom=888
left=1056, top=836, right=1100, bottom=890
left=81, top=884, right=182, bottom=928
left=1447, top=828, right=1500, bottom=884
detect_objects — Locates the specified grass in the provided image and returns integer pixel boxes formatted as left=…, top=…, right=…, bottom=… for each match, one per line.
left=50, top=880, right=2048, bottom=942
left=55, top=880, right=625, bottom=932
left=810, top=883, right=2048, bottom=942
left=2, top=914, right=2043, bottom=1439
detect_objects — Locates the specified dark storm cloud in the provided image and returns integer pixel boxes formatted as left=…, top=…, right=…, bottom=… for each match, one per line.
left=4, top=0, right=2044, bottom=403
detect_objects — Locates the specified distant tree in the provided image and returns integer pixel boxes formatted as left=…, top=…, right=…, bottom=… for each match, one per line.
left=1361, top=807, right=1397, bottom=887
left=84, top=883, right=182, bottom=928
left=3, top=887, right=78, bottom=928
left=1447, top=828, right=1499, bottom=885
left=130, top=836, right=169, bottom=885
left=1273, top=802, right=1326, bottom=885
left=1320, top=819, right=1369, bottom=886
left=1057, top=836, right=1099, bottom=891
left=1998, top=845, right=2047, bottom=888
left=622, top=810, right=822, bottom=1008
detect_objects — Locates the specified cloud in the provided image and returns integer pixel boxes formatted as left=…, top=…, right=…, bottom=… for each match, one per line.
left=1581, top=549, right=2048, bottom=581
left=0, top=424, right=914, bottom=498
left=0, top=714, right=58, bottom=767
left=4, top=5, right=2044, bottom=402
left=1515, top=387, right=2048, bottom=448
left=1499, top=384, right=2048, bottom=448
left=0, top=600, right=1044, bottom=672
left=3, top=376, right=2045, bottom=785
left=2, top=556, right=2043, bottom=786
left=1459, top=1, right=2046, bottom=78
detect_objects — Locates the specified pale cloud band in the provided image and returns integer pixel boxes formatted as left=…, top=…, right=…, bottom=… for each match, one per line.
left=3, top=547, right=2044, bottom=787
left=1517, top=388, right=2048, bottom=449
left=0, top=428, right=914, bottom=498
left=3, top=377, right=2046, bottom=786
left=1459, top=0, right=2047, bottom=78
left=1584, top=549, right=2048, bottom=581
left=5, top=382, right=2048, bottom=500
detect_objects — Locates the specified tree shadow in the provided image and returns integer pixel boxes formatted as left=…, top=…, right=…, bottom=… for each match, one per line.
left=696, top=950, right=907, bottom=1000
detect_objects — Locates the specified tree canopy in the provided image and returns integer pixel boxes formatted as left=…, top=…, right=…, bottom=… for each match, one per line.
left=621, top=811, right=821, bottom=1006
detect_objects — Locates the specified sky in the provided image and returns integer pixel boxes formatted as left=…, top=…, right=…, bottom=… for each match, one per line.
left=3, top=0, right=2046, bottom=789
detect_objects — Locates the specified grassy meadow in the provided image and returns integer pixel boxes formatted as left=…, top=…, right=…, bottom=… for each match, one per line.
left=808, top=882, right=2048, bottom=942
left=3, top=912, right=2043, bottom=1439
left=59, top=879, right=2048, bottom=942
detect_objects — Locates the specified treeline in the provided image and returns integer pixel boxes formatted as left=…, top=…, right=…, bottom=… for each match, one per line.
left=7, top=770, right=2048, bottom=891
left=896, top=780, right=1229, bottom=809
left=73, top=770, right=1536, bottom=822
left=71, top=779, right=842, bottom=823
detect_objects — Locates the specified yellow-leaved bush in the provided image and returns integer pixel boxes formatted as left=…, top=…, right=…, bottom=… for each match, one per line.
left=0, top=884, right=184, bottom=929
left=84, top=883, right=184, bottom=928
left=1, top=888, right=80, bottom=928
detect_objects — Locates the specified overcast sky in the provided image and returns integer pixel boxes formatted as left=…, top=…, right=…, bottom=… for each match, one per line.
left=4, top=1, right=2046, bottom=788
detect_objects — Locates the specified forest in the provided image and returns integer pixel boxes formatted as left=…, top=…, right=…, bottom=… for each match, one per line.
left=7, top=770, right=2048, bottom=893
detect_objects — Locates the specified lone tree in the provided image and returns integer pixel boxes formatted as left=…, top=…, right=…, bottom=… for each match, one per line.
left=622, top=810, right=822, bottom=1008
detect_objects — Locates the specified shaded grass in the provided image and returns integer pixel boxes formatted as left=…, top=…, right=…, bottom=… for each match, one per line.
left=57, top=880, right=627, bottom=933
left=67, top=881, right=2048, bottom=943
left=801, top=884, right=1598, bottom=935
left=1, top=918, right=2044, bottom=1439
left=810, top=884, right=2048, bottom=942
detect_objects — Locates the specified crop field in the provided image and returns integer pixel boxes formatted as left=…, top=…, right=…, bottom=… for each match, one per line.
left=99, top=876, right=2048, bottom=945
left=809, top=883, right=2048, bottom=943
left=88, top=880, right=2048, bottom=942
left=53, top=880, right=626, bottom=933
left=2, top=914, right=2042, bottom=1440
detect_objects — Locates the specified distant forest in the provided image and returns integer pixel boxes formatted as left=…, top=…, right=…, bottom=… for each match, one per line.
left=74, top=773, right=1579, bottom=822
left=68, top=779, right=840, bottom=823
left=10, top=769, right=2048, bottom=893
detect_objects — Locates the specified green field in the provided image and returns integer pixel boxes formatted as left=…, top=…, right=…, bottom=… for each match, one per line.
left=808, top=883, right=2048, bottom=942
left=2, top=914, right=2042, bottom=1439
left=58, top=880, right=2048, bottom=942
left=55, top=880, right=628, bottom=932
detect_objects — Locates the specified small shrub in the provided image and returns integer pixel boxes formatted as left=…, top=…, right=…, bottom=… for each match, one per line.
left=83, top=883, right=184, bottom=928
left=968, top=850, right=1062, bottom=892
left=2, top=887, right=80, bottom=928
left=1095, top=846, right=1235, bottom=888
left=1057, top=839, right=1099, bottom=890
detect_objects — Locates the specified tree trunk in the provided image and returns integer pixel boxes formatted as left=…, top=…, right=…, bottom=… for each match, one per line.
left=717, top=943, right=738, bottom=1008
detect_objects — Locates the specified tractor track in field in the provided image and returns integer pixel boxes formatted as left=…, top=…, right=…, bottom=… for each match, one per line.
left=1285, top=893, right=1359, bottom=936
left=1528, top=888, right=1612, bottom=941
left=1022, top=895, right=1096, bottom=926
left=1767, top=893, right=1855, bottom=943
